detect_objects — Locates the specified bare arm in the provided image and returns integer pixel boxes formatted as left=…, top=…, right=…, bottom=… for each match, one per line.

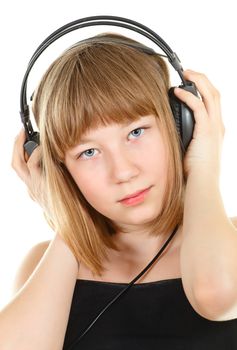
left=0, top=130, right=78, bottom=349
left=175, top=70, right=237, bottom=321
left=181, top=169, right=237, bottom=320
left=12, top=240, right=51, bottom=294
left=0, top=233, right=78, bottom=350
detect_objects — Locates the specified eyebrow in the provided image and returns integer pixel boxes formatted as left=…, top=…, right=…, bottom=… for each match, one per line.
left=77, top=117, right=150, bottom=146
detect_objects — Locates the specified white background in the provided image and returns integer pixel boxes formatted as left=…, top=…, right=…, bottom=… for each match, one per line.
left=0, top=0, right=236, bottom=308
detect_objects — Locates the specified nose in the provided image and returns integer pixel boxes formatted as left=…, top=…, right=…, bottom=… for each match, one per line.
left=108, top=147, right=139, bottom=183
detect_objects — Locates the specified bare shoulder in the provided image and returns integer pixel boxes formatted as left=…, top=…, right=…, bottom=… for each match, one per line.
left=12, top=240, right=51, bottom=294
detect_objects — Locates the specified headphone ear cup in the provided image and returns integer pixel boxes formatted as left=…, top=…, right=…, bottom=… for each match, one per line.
left=168, top=84, right=196, bottom=154
left=168, top=87, right=182, bottom=136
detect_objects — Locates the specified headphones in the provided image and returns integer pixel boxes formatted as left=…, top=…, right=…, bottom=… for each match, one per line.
left=20, top=15, right=198, bottom=158
left=19, top=16, right=197, bottom=348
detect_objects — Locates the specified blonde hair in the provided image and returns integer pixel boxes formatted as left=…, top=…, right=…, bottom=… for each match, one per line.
left=32, top=33, right=185, bottom=277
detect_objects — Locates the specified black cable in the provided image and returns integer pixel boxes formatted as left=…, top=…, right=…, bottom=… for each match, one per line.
left=66, top=224, right=179, bottom=349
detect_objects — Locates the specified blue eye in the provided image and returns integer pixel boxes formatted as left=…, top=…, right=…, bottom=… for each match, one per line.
left=129, top=127, right=145, bottom=139
left=78, top=127, right=148, bottom=160
left=78, top=148, right=97, bottom=159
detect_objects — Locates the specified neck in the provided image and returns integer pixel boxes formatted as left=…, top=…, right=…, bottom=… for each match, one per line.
left=110, top=225, right=182, bottom=261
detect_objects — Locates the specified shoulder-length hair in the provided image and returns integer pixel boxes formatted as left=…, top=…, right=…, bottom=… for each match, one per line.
left=32, top=33, right=185, bottom=277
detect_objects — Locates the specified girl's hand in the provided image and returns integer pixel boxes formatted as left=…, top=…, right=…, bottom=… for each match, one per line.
left=11, top=129, right=46, bottom=209
left=174, top=70, right=225, bottom=179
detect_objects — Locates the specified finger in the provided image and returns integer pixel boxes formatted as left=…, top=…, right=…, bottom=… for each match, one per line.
left=11, top=129, right=30, bottom=183
left=27, top=146, right=43, bottom=181
left=183, top=70, right=221, bottom=120
left=27, top=146, right=42, bottom=169
left=184, top=70, right=218, bottom=93
left=174, top=86, right=225, bottom=139
left=13, top=128, right=30, bottom=162
left=174, top=87, right=209, bottom=125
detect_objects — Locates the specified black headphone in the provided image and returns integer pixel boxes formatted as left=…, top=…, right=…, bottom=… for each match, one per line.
left=19, top=16, right=199, bottom=348
left=20, top=15, right=198, bottom=158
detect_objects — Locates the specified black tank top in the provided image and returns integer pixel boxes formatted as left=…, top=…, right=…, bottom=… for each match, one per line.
left=63, top=277, right=237, bottom=349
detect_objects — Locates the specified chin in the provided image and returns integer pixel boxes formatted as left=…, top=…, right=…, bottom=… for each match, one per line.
left=125, top=208, right=160, bottom=226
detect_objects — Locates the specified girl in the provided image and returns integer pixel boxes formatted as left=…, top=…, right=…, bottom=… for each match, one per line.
left=1, top=31, right=237, bottom=349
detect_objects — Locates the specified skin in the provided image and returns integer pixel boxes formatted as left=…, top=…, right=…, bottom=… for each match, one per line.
left=11, top=69, right=237, bottom=321
left=172, top=70, right=237, bottom=320
left=177, top=70, right=225, bottom=178
left=64, top=115, right=170, bottom=254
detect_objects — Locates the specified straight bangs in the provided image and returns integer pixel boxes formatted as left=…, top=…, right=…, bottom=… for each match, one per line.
left=33, top=38, right=169, bottom=162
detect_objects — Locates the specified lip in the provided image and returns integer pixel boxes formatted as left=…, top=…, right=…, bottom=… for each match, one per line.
left=119, top=187, right=152, bottom=206
left=119, top=186, right=151, bottom=201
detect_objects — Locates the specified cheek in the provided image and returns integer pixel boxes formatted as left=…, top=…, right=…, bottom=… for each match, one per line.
left=76, top=175, right=111, bottom=216
left=70, top=167, right=107, bottom=210
left=142, top=138, right=168, bottom=176
left=73, top=173, right=98, bottom=199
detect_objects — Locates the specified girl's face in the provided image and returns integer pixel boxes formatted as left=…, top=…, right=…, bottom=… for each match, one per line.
left=64, top=115, right=169, bottom=234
